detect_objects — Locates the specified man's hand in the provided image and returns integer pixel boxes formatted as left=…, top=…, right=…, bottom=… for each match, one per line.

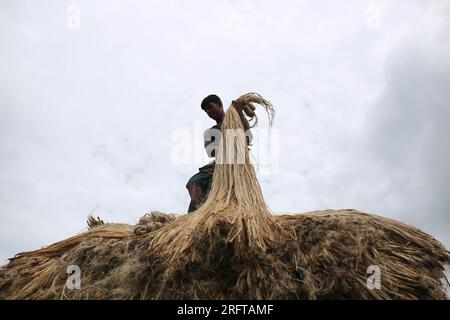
left=232, top=100, right=244, bottom=113
left=233, top=100, right=256, bottom=119
left=231, top=100, right=252, bottom=147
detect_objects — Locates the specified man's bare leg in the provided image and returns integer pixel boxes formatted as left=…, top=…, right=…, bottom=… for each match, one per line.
left=187, top=182, right=204, bottom=213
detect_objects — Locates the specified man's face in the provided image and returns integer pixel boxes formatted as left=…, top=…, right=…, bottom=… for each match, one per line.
left=204, top=102, right=224, bottom=121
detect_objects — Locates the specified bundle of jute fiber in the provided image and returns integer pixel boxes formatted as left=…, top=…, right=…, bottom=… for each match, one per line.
left=0, top=223, right=136, bottom=299
left=0, top=93, right=449, bottom=299
left=146, top=93, right=288, bottom=299
left=0, top=212, right=177, bottom=300
left=142, top=93, right=449, bottom=299
left=1, top=209, right=448, bottom=299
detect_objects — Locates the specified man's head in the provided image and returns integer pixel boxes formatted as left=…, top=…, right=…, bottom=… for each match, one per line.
left=201, top=94, right=225, bottom=123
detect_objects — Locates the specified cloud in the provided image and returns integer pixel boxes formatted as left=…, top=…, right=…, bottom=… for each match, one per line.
left=361, top=25, right=450, bottom=245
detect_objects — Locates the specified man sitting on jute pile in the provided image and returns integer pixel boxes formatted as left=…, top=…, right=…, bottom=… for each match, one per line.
left=185, top=94, right=253, bottom=212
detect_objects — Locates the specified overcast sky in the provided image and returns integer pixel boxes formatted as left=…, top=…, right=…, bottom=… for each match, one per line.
left=1, top=0, right=449, bottom=265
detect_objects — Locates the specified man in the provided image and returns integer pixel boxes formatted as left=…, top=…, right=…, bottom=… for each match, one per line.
left=186, top=94, right=252, bottom=213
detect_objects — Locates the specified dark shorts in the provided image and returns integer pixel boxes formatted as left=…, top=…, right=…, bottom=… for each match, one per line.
left=186, top=162, right=215, bottom=194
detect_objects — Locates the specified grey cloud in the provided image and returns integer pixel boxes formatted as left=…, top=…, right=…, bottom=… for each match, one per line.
left=361, top=35, right=450, bottom=244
